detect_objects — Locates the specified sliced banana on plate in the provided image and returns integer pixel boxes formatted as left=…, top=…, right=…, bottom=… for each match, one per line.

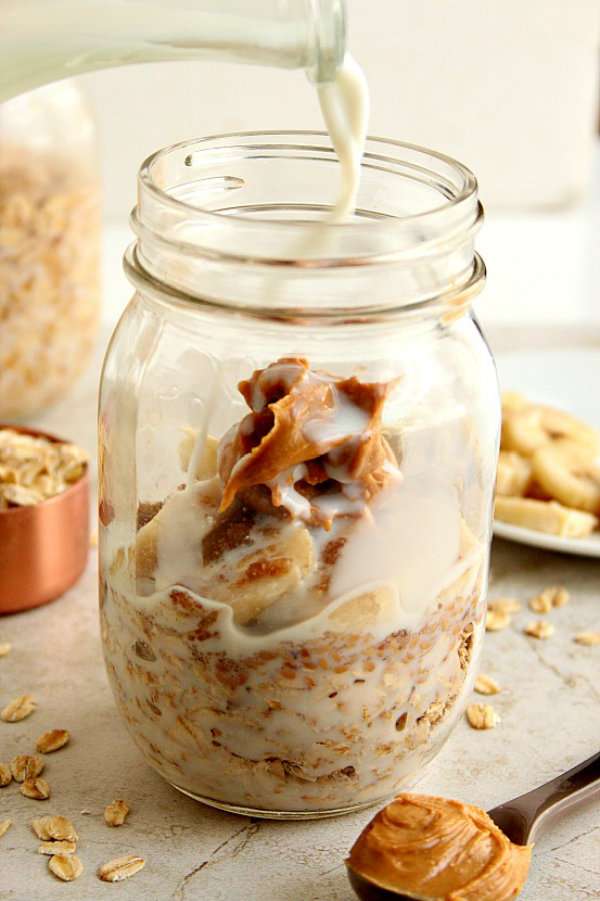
left=532, top=439, right=600, bottom=515
left=495, top=496, right=598, bottom=538
left=501, top=391, right=529, bottom=413
left=496, top=451, right=532, bottom=497
left=501, top=399, right=600, bottom=458
left=497, top=392, right=600, bottom=541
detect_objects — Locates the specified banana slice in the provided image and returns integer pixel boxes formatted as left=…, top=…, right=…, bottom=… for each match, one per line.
left=501, top=407, right=546, bottom=456
left=136, top=514, right=159, bottom=579
left=436, top=517, right=482, bottom=605
left=496, top=451, right=532, bottom=497
left=327, top=585, right=396, bottom=633
left=495, top=496, right=597, bottom=538
left=501, top=391, right=529, bottom=413
left=135, top=483, right=315, bottom=624
left=532, top=440, right=600, bottom=514
left=459, top=517, right=479, bottom=557
left=525, top=480, right=553, bottom=501
left=210, top=522, right=315, bottom=625
left=178, top=430, right=219, bottom=480
left=540, top=406, right=600, bottom=453
left=502, top=403, right=600, bottom=457
left=135, top=478, right=222, bottom=582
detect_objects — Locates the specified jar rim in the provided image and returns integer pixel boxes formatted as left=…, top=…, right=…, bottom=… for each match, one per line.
left=125, top=242, right=486, bottom=325
left=132, top=131, right=483, bottom=316
left=138, top=130, right=478, bottom=243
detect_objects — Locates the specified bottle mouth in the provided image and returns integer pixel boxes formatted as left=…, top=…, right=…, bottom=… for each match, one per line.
left=131, top=131, right=483, bottom=317
left=309, top=0, right=347, bottom=83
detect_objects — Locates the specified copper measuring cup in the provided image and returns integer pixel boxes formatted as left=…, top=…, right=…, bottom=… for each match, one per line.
left=0, top=425, right=90, bottom=614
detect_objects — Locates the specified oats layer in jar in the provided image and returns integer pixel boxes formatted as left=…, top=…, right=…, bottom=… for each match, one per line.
left=100, top=356, right=487, bottom=814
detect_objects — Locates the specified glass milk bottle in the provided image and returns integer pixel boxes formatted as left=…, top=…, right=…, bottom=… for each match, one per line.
left=1, top=0, right=346, bottom=99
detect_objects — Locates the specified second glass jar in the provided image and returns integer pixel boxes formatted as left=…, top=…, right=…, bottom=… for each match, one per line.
left=0, top=81, right=101, bottom=420
left=99, top=133, right=499, bottom=818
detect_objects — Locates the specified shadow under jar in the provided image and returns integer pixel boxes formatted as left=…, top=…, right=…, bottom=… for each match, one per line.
left=99, top=132, right=499, bottom=819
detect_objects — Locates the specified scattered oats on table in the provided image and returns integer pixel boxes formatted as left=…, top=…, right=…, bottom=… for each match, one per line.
left=488, top=597, right=522, bottom=615
left=474, top=674, right=501, bottom=696
left=0, top=762, right=12, bottom=786
left=529, top=586, right=569, bottom=613
left=98, top=854, right=146, bottom=882
left=49, top=854, right=84, bottom=882
left=0, top=819, right=12, bottom=839
left=32, top=815, right=78, bottom=842
left=545, top=586, right=569, bottom=608
left=38, top=840, right=77, bottom=856
left=529, top=593, right=553, bottom=614
left=574, top=632, right=600, bottom=647
left=20, top=777, right=50, bottom=800
left=36, top=728, right=70, bottom=754
left=466, top=703, right=500, bottom=730
left=10, top=753, right=44, bottom=782
left=485, top=608, right=511, bottom=632
left=0, top=642, right=11, bottom=657
left=524, top=620, right=555, bottom=640
left=1, top=694, right=36, bottom=722
left=104, top=799, right=130, bottom=827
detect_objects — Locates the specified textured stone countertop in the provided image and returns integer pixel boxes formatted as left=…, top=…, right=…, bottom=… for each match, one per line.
left=1, top=338, right=599, bottom=901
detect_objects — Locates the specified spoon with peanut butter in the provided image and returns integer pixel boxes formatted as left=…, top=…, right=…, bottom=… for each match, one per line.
left=347, top=751, right=600, bottom=901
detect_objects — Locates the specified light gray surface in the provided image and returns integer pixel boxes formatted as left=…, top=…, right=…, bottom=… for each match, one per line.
left=1, top=339, right=599, bottom=901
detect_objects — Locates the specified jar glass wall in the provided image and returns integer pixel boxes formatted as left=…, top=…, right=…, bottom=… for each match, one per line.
left=99, top=134, right=499, bottom=818
left=0, top=81, right=101, bottom=420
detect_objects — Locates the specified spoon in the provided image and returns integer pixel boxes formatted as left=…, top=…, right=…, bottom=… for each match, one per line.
left=486, top=749, right=600, bottom=845
left=348, top=750, right=600, bottom=901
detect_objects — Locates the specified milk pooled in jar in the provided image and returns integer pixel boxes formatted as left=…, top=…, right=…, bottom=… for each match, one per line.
left=102, top=352, right=487, bottom=812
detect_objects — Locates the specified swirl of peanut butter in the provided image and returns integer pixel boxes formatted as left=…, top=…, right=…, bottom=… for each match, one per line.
left=218, top=357, right=398, bottom=528
left=347, top=793, right=532, bottom=901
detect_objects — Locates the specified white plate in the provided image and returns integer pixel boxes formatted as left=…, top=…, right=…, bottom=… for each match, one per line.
left=493, top=520, right=600, bottom=557
left=493, top=347, right=600, bottom=558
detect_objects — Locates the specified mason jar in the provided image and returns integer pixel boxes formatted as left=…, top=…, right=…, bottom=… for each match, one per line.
left=99, top=132, right=499, bottom=819
left=0, top=81, right=101, bottom=420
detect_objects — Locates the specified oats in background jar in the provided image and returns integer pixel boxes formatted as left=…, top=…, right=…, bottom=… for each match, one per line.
left=0, top=83, right=100, bottom=420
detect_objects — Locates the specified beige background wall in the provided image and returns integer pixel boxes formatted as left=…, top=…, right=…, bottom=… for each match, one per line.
left=81, top=0, right=600, bottom=220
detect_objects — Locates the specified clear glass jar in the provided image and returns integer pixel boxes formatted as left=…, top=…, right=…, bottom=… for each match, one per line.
left=0, top=81, right=101, bottom=420
left=99, top=132, right=499, bottom=819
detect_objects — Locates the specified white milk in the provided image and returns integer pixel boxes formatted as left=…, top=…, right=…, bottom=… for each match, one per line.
left=317, top=53, right=370, bottom=223
left=263, top=52, right=370, bottom=268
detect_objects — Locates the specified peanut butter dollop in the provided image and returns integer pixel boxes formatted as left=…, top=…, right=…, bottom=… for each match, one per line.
left=218, top=357, right=397, bottom=527
left=347, top=793, right=532, bottom=901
